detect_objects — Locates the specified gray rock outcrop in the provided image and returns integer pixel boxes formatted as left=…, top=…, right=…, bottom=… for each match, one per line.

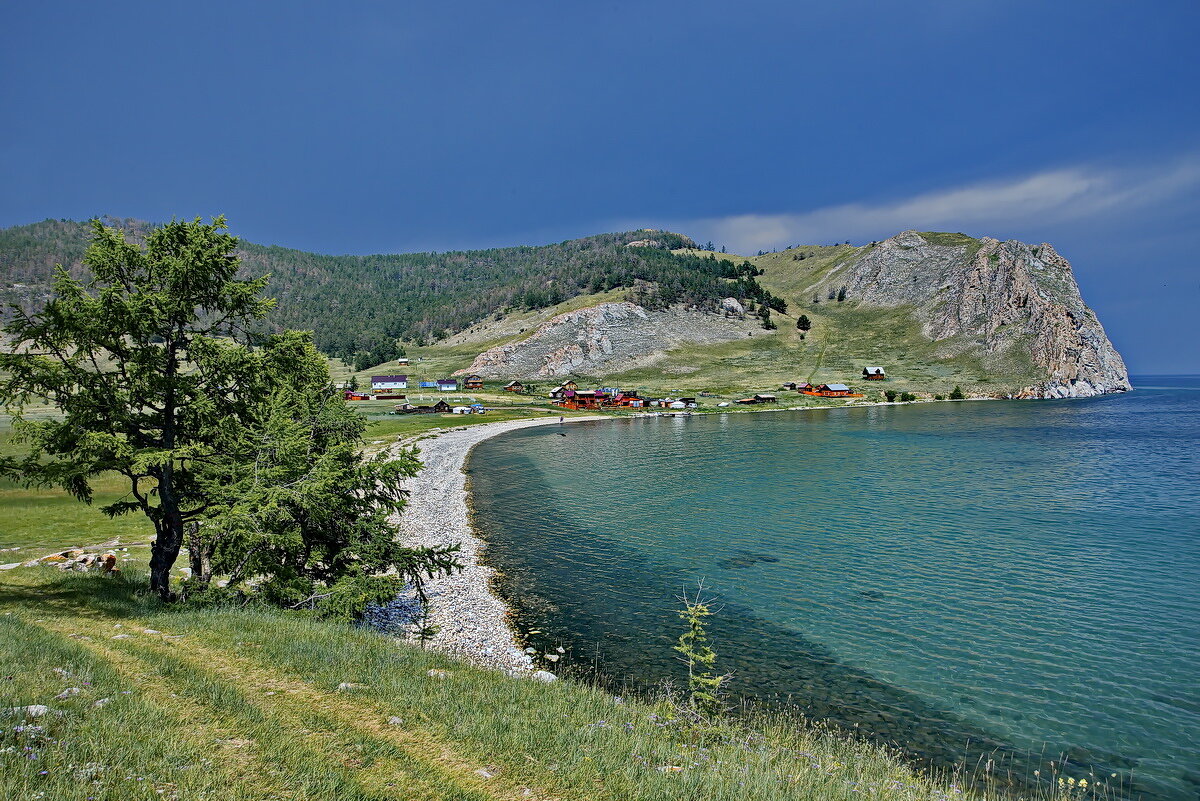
left=458, top=301, right=756, bottom=378
left=815, top=232, right=1129, bottom=398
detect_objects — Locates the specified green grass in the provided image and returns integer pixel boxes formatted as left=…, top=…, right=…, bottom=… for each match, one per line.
left=0, top=566, right=1080, bottom=801
left=394, top=234, right=1041, bottom=402
left=0, top=420, right=153, bottom=554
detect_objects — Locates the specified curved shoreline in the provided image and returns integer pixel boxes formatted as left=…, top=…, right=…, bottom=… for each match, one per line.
left=385, top=415, right=609, bottom=673
left=381, top=399, right=996, bottom=672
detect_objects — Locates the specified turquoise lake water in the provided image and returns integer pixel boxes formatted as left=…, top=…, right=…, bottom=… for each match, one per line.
left=468, top=377, right=1200, bottom=801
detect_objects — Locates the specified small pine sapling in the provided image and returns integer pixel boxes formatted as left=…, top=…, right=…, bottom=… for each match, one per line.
left=674, top=583, right=729, bottom=718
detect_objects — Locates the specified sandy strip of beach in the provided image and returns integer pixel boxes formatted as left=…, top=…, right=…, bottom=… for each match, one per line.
left=385, top=415, right=609, bottom=673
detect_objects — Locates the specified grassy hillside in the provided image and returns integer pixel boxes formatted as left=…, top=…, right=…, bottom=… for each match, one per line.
left=0, top=219, right=780, bottom=364
left=2, top=219, right=1047, bottom=401
left=369, top=234, right=1039, bottom=399
left=5, top=562, right=1038, bottom=801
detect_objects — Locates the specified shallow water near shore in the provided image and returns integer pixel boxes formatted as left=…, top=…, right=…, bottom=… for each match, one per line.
left=469, top=377, right=1200, bottom=801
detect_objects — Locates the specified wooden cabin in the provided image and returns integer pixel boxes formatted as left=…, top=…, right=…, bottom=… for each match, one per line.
left=558, top=390, right=601, bottom=410
left=754, top=394, right=778, bottom=404
left=862, top=367, right=887, bottom=380
left=801, top=383, right=864, bottom=398
left=464, top=375, right=484, bottom=390
left=561, top=380, right=579, bottom=392
left=504, top=381, right=524, bottom=393
left=432, top=400, right=452, bottom=413
left=794, top=382, right=813, bottom=392
left=781, top=382, right=797, bottom=390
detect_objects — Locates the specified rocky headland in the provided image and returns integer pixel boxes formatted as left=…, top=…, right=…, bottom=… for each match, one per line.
left=812, top=231, right=1129, bottom=398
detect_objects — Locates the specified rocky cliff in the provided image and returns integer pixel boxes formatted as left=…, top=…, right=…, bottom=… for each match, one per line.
left=807, top=231, right=1128, bottom=398
left=456, top=301, right=756, bottom=378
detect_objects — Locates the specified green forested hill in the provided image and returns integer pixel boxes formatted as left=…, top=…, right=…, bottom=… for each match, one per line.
left=0, top=219, right=781, bottom=363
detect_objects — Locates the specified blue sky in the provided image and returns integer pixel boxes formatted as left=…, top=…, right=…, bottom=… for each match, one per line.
left=2, top=1, right=1198, bottom=372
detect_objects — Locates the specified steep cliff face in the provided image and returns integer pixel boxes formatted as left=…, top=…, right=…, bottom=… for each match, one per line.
left=457, top=301, right=756, bottom=378
left=810, top=231, right=1129, bottom=398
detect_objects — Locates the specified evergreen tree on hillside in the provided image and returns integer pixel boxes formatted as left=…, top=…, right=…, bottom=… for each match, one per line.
left=0, top=218, right=456, bottom=604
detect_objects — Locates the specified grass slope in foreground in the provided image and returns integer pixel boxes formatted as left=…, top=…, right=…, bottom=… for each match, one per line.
left=2, top=566, right=1017, bottom=801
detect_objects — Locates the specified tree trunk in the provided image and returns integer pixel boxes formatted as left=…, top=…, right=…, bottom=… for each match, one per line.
left=149, top=518, right=183, bottom=601
left=185, top=521, right=212, bottom=589
left=149, top=465, right=185, bottom=601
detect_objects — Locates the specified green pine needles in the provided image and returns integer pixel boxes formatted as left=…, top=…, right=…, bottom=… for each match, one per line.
left=674, top=582, right=729, bottom=717
left=0, top=217, right=459, bottom=612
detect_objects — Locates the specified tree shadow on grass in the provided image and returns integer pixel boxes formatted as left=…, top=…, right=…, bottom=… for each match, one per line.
left=0, top=568, right=164, bottom=622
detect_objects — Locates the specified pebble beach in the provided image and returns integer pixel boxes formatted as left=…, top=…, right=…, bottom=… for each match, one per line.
left=381, top=415, right=608, bottom=673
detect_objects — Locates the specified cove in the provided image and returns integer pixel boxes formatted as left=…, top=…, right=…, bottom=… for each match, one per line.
left=467, top=379, right=1200, bottom=801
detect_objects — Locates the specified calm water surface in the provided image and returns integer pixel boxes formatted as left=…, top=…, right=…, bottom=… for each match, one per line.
left=469, top=377, right=1200, bottom=801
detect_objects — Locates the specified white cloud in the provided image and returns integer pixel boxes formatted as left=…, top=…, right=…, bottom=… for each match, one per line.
left=651, top=155, right=1200, bottom=254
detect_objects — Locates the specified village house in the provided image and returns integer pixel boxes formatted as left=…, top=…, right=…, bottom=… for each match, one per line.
left=781, top=382, right=797, bottom=390
left=862, top=367, right=887, bottom=380
left=504, top=381, right=524, bottom=393
left=556, top=389, right=601, bottom=410
left=344, top=390, right=371, bottom=401
left=436, top=379, right=458, bottom=392
left=754, top=394, right=777, bottom=404
left=464, top=375, right=484, bottom=390
left=371, top=375, right=408, bottom=391
left=794, top=382, right=813, bottom=392
left=802, top=383, right=863, bottom=398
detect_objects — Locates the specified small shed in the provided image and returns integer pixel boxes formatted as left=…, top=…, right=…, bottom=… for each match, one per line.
left=862, top=367, right=887, bottom=380
left=781, top=382, right=797, bottom=390
left=504, top=381, right=524, bottom=393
